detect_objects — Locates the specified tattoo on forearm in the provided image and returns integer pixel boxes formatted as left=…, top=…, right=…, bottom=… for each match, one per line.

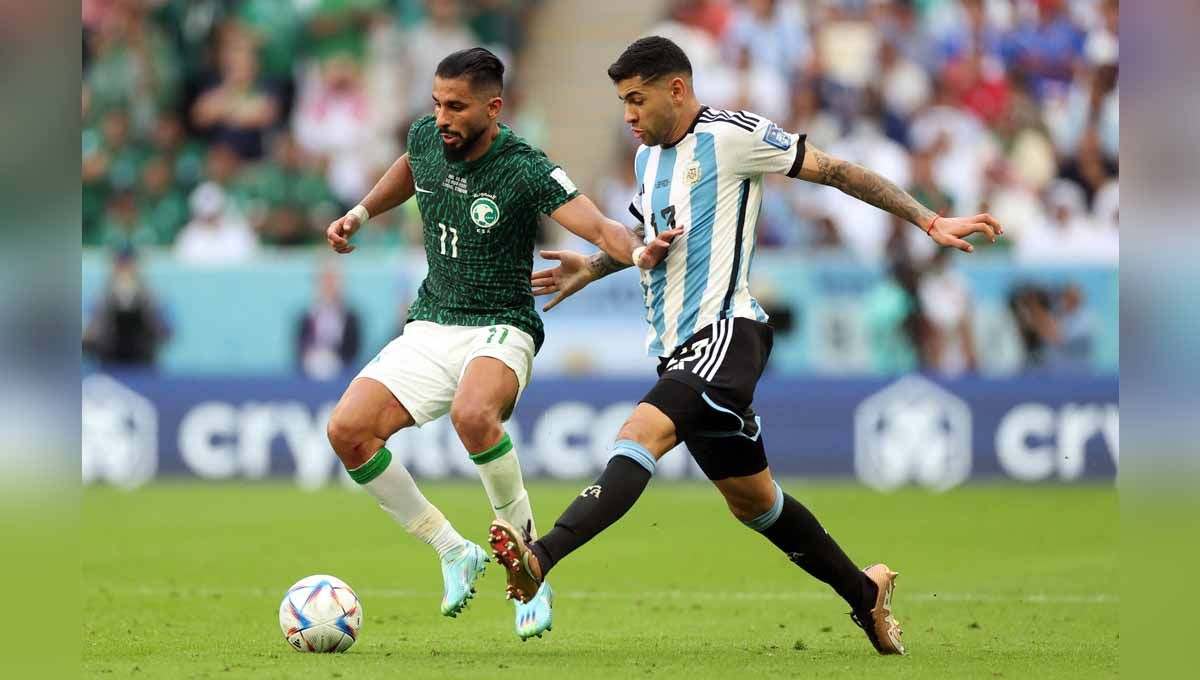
left=814, top=151, right=935, bottom=229
left=588, top=224, right=645, bottom=279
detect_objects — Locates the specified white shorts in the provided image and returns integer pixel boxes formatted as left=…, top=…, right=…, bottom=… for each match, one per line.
left=354, top=320, right=536, bottom=426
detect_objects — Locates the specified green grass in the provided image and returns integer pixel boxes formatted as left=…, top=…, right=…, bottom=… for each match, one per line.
left=83, top=481, right=1117, bottom=678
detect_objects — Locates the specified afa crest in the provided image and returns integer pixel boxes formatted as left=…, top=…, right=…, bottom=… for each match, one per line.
left=684, top=161, right=703, bottom=186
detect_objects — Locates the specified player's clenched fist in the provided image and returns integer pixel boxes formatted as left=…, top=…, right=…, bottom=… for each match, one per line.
left=326, top=213, right=362, bottom=254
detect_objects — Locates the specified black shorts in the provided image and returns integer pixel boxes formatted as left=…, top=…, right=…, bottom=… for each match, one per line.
left=640, top=317, right=773, bottom=481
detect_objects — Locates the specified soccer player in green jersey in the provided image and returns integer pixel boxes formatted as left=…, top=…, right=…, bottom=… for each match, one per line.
left=321, top=48, right=659, bottom=640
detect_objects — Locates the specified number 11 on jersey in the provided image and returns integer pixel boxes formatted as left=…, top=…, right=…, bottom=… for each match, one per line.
left=438, top=223, right=459, bottom=258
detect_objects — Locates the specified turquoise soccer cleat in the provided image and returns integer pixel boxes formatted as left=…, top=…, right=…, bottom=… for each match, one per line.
left=513, top=581, right=553, bottom=641
left=439, top=542, right=489, bottom=617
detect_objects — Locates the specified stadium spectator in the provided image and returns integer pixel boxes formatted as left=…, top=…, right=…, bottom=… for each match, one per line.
left=1044, top=283, right=1094, bottom=373
left=249, top=133, right=342, bottom=246
left=909, top=81, right=995, bottom=218
left=198, top=142, right=258, bottom=224
left=820, top=102, right=910, bottom=264
left=917, top=249, right=979, bottom=376
left=84, top=0, right=182, bottom=137
left=293, top=54, right=374, bottom=207
left=401, top=0, right=478, bottom=121
left=1016, top=178, right=1115, bottom=265
left=190, top=28, right=281, bottom=161
left=596, top=143, right=639, bottom=234
left=1009, top=281, right=1094, bottom=373
left=469, top=0, right=536, bottom=54
left=935, top=0, right=1010, bottom=68
left=1004, top=0, right=1086, bottom=101
left=905, top=148, right=955, bottom=262
left=150, top=113, right=207, bottom=189
left=865, top=257, right=924, bottom=375
left=812, top=1, right=881, bottom=91
left=174, top=182, right=258, bottom=265
left=666, top=0, right=733, bottom=43
left=83, top=248, right=171, bottom=368
left=723, top=0, right=809, bottom=80
left=97, top=190, right=157, bottom=250
left=728, top=44, right=789, bottom=123
left=137, top=156, right=189, bottom=245
left=877, top=38, right=932, bottom=135
left=296, top=263, right=362, bottom=380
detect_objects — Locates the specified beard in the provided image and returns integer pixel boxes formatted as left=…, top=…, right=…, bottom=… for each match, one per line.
left=440, top=125, right=487, bottom=162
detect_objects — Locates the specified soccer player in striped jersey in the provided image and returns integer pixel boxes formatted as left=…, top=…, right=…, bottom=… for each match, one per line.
left=488, top=36, right=1003, bottom=655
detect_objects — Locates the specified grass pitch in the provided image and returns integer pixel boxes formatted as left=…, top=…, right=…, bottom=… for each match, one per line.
left=83, top=481, right=1117, bottom=678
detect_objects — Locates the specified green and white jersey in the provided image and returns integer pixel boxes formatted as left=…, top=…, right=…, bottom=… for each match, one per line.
left=404, top=115, right=579, bottom=352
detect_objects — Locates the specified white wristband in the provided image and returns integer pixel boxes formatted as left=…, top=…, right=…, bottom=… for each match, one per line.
left=631, top=246, right=647, bottom=268
left=349, top=204, right=370, bottom=224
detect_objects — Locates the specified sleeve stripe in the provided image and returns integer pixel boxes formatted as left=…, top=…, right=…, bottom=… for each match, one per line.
left=787, top=134, right=808, bottom=178
left=698, top=111, right=754, bottom=132
left=731, top=110, right=760, bottom=126
left=629, top=201, right=644, bottom=222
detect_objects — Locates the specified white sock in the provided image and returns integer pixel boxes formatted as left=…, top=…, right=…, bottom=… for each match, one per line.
left=471, top=433, right=537, bottom=539
left=350, top=447, right=466, bottom=558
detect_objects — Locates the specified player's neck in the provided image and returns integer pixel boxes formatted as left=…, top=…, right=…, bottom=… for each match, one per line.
left=662, top=101, right=704, bottom=147
left=463, top=123, right=502, bottom=163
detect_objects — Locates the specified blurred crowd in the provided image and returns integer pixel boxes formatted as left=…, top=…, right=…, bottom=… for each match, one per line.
left=82, top=0, right=1118, bottom=377
left=596, top=0, right=1118, bottom=267
left=83, top=0, right=539, bottom=255
left=84, top=0, right=1118, bottom=267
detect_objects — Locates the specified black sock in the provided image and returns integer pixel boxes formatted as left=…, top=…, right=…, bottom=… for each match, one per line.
left=530, top=444, right=655, bottom=578
left=757, top=492, right=877, bottom=611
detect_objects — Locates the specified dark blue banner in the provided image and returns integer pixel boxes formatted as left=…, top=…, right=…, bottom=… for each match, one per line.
left=82, top=372, right=1117, bottom=489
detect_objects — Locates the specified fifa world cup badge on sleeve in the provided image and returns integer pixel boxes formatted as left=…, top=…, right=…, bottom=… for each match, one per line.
left=763, top=123, right=792, bottom=151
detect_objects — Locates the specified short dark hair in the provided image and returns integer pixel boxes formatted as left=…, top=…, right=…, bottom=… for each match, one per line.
left=435, top=47, right=504, bottom=95
left=607, top=36, right=692, bottom=83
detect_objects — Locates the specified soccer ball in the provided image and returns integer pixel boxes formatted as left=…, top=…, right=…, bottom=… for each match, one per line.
left=278, top=574, right=363, bottom=653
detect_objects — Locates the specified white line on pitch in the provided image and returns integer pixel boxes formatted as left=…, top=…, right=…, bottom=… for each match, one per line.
left=98, top=585, right=1117, bottom=605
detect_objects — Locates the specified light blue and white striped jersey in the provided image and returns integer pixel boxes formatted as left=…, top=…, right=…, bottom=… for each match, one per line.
left=630, top=107, right=805, bottom=357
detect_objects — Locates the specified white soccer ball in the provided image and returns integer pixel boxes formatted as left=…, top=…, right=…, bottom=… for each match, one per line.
left=278, top=574, right=363, bottom=653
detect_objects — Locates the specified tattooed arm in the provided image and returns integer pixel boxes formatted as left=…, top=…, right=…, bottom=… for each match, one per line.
left=530, top=223, right=649, bottom=312
left=586, top=223, right=646, bottom=279
left=797, top=141, right=1003, bottom=253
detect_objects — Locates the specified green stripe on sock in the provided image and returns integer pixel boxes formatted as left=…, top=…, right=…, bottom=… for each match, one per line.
left=349, top=447, right=392, bottom=485
left=470, top=433, right=513, bottom=465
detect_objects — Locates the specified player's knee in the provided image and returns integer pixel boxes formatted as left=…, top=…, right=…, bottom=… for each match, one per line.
left=723, top=488, right=776, bottom=522
left=449, top=402, right=500, bottom=447
left=326, top=413, right=373, bottom=464
left=615, top=407, right=676, bottom=454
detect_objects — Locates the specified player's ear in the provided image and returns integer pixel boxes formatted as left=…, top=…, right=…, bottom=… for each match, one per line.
left=669, top=76, right=686, bottom=104
left=487, top=96, right=503, bottom=120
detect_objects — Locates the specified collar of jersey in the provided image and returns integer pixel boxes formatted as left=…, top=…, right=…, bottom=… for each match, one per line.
left=448, top=124, right=512, bottom=169
left=661, top=105, right=709, bottom=149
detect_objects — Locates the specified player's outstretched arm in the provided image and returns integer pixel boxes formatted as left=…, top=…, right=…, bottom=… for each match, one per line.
left=549, top=194, right=646, bottom=265
left=326, top=153, right=416, bottom=254
left=533, top=208, right=683, bottom=311
left=796, top=142, right=1003, bottom=253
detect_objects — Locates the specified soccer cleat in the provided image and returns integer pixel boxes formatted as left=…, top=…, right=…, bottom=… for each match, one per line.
left=487, top=519, right=542, bottom=604
left=850, top=563, right=905, bottom=655
left=513, top=581, right=554, bottom=641
left=439, top=542, right=489, bottom=617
